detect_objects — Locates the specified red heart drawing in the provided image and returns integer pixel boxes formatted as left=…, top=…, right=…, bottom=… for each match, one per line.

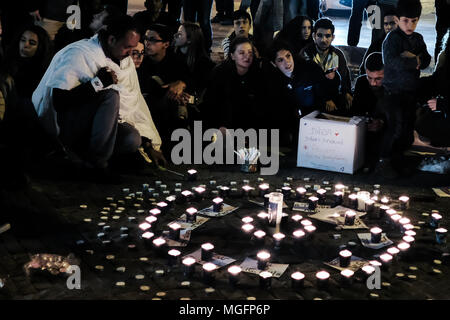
left=335, top=132, right=339, bottom=136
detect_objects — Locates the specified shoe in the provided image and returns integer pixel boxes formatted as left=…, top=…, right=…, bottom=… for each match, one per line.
left=220, top=17, right=233, bottom=25
left=373, top=158, right=399, bottom=179
left=211, top=14, right=223, bottom=23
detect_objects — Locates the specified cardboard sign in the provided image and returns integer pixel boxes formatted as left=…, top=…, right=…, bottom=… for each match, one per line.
left=239, top=257, right=288, bottom=278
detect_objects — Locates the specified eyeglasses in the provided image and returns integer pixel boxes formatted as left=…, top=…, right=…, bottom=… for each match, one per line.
left=132, top=50, right=145, bottom=58
left=144, top=37, right=165, bottom=44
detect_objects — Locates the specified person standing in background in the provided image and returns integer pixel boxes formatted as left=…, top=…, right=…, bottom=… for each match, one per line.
left=434, top=0, right=450, bottom=61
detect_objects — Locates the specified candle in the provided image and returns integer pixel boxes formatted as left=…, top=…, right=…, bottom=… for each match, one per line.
left=202, top=262, right=217, bottom=285
left=361, top=265, right=376, bottom=280
left=228, top=266, right=242, bottom=286
left=339, top=249, right=352, bottom=267
left=308, top=196, right=319, bottom=211
left=317, top=189, right=326, bottom=204
left=291, top=272, right=305, bottom=289
left=259, top=183, right=270, bottom=197
left=357, top=191, right=371, bottom=211
left=430, top=213, right=442, bottom=228
left=402, top=235, right=415, bottom=243
left=257, top=251, right=271, bottom=270
left=268, top=192, right=284, bottom=228
left=344, top=211, right=356, bottom=226
left=340, top=269, right=354, bottom=286
left=166, top=195, right=176, bottom=207
left=387, top=247, right=400, bottom=261
left=397, top=242, right=410, bottom=253
left=390, top=214, right=402, bottom=227
left=316, top=271, right=330, bottom=289
left=301, top=219, right=312, bottom=227
left=257, top=211, right=269, bottom=220
left=379, top=205, right=389, bottom=216
left=201, top=243, right=214, bottom=261
left=379, top=253, right=393, bottom=269
left=152, top=237, right=167, bottom=252
left=141, top=231, right=154, bottom=246
left=156, top=202, right=168, bottom=213
left=296, top=187, right=307, bottom=200
left=405, top=230, right=416, bottom=237
left=145, top=215, right=157, bottom=225
left=182, top=257, right=196, bottom=278
left=212, top=197, right=224, bottom=213
left=281, top=186, right=292, bottom=199
left=194, top=187, right=206, bottom=201
left=185, top=207, right=198, bottom=223
left=335, top=184, right=345, bottom=192
left=293, top=229, right=306, bottom=247
left=436, top=228, right=447, bottom=244
left=139, top=222, right=152, bottom=232
left=365, top=199, right=375, bottom=216
left=370, top=227, right=383, bottom=243
left=399, top=217, right=410, bottom=225
left=219, top=186, right=230, bottom=198
left=347, top=194, right=358, bottom=209
left=259, top=271, right=273, bottom=289
left=273, top=232, right=285, bottom=249
left=291, top=214, right=303, bottom=223
left=304, top=225, right=317, bottom=237
left=333, top=191, right=343, bottom=206
left=398, top=196, right=410, bottom=210
left=181, top=190, right=193, bottom=202
left=252, top=230, right=266, bottom=246
left=167, top=249, right=181, bottom=266
left=242, top=185, right=254, bottom=198
left=168, top=222, right=182, bottom=241
left=187, top=169, right=197, bottom=181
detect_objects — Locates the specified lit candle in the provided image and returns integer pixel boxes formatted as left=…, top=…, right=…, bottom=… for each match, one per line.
left=141, top=231, right=154, bottom=246
left=145, top=215, right=157, bottom=225
left=156, top=202, right=168, bottom=213
left=357, top=191, right=371, bottom=211
left=387, top=247, right=400, bottom=260
left=398, top=196, right=410, bottom=210
left=259, top=183, right=270, bottom=197
left=402, top=235, right=415, bottom=243
left=335, top=184, right=345, bottom=192
left=219, top=186, right=230, bottom=198
left=402, top=224, right=414, bottom=233
left=252, top=230, right=266, bottom=246
left=340, top=269, right=354, bottom=287
left=185, top=207, right=198, bottom=223
left=405, top=230, right=416, bottom=237
left=293, top=229, right=306, bottom=247
left=291, top=271, right=305, bottom=289
left=242, top=185, right=254, bottom=198
left=397, top=242, right=410, bottom=253
left=212, top=197, right=224, bottom=212
left=344, top=210, right=356, bottom=226
left=268, top=192, right=284, bottom=228
left=301, top=219, right=312, bottom=227
left=256, top=251, right=271, bottom=270
left=227, top=265, right=242, bottom=286
left=194, top=186, right=206, bottom=201
left=370, top=227, right=383, bottom=243
left=273, top=232, right=285, bottom=249
left=167, top=249, right=181, bottom=266
left=242, top=216, right=254, bottom=224
left=308, top=196, right=319, bottom=211
left=296, top=187, right=307, bottom=200
left=385, top=209, right=397, bottom=218
left=361, top=265, right=376, bottom=280
left=259, top=271, right=273, bottom=289
left=316, top=271, right=330, bottom=289
left=435, top=228, right=447, bottom=244
left=317, top=189, right=326, bottom=204
left=166, top=195, right=176, bottom=207
left=152, top=237, right=167, bottom=252
left=181, top=190, right=193, bottom=202
left=139, top=222, right=152, bottom=232
left=257, top=211, right=269, bottom=220
left=241, top=224, right=255, bottom=237
left=202, top=262, right=217, bottom=285
left=430, top=213, right=442, bottom=228
left=347, top=194, right=358, bottom=210
left=339, top=249, right=352, bottom=267
left=168, top=222, right=182, bottom=241
left=291, top=214, right=303, bottom=223
left=333, top=191, right=343, bottom=206
left=379, top=253, right=393, bottom=269
left=182, top=256, right=196, bottom=278
left=281, top=186, right=292, bottom=199
left=201, top=243, right=214, bottom=261
left=304, top=225, right=317, bottom=238
left=399, top=217, right=410, bottom=225
left=365, top=199, right=375, bottom=216
left=390, top=214, right=402, bottom=227
left=187, top=169, right=197, bottom=181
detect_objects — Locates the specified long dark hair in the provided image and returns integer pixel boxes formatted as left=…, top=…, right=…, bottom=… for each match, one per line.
left=175, top=22, right=210, bottom=72
left=275, top=16, right=314, bottom=55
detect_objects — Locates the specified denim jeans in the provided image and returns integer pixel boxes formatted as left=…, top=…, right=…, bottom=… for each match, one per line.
left=183, top=0, right=214, bottom=50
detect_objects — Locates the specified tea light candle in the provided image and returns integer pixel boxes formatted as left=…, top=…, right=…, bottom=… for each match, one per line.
left=201, top=243, right=214, bottom=261
left=291, top=214, right=303, bottom=223
left=194, top=187, right=206, bottom=201
left=259, top=271, right=273, bottom=289
left=296, top=187, right=307, bottom=200
left=335, top=184, right=345, bottom=192
left=436, top=228, right=447, bottom=244
left=167, top=249, right=181, bottom=266
left=219, top=186, right=230, bottom=198
left=340, top=269, right=354, bottom=286
left=212, top=197, right=224, bottom=213
left=156, top=202, right=168, bottom=213
left=377, top=205, right=389, bottom=219
left=399, top=217, right=410, bottom=226
left=241, top=223, right=254, bottom=234
left=402, top=235, right=415, bottom=243
left=357, top=191, right=371, bottom=211
left=185, top=207, right=198, bottom=223
left=361, top=265, right=376, bottom=279
left=181, top=190, right=193, bottom=202
left=430, top=213, right=442, bottom=228
left=259, top=183, right=270, bottom=197
left=242, top=216, right=254, bottom=224
left=152, top=237, right=167, bottom=251
left=168, top=222, right=182, bottom=241
left=301, top=219, right=312, bottom=227
left=257, top=251, right=271, bottom=270
left=398, top=196, right=409, bottom=210
left=387, top=247, right=400, bottom=260
left=141, top=231, right=154, bottom=246
left=257, top=211, right=269, bottom=220
left=397, top=242, right=410, bottom=253
left=182, top=256, right=196, bottom=278
left=317, top=189, right=326, bottom=204
left=291, top=272, right=305, bottom=289
left=370, top=227, right=383, bottom=243
left=339, top=249, right=352, bottom=267
left=333, top=191, right=343, bottom=206
left=252, top=230, right=266, bottom=246
left=348, top=194, right=358, bottom=209
left=316, top=271, right=330, bottom=289
left=293, top=229, right=306, bottom=246
left=242, top=185, right=254, bottom=198
left=139, top=222, right=152, bottom=232
left=365, top=199, right=375, bottom=215
left=281, top=186, right=292, bottom=199
left=273, top=232, right=285, bottom=249
left=166, top=195, right=176, bottom=207
left=187, top=169, right=197, bottom=181
left=390, top=214, right=402, bottom=226
left=145, top=215, right=157, bottom=226
left=202, top=262, right=217, bottom=284
left=227, top=266, right=242, bottom=286
left=379, top=253, right=393, bottom=268
left=304, top=225, right=317, bottom=237
left=344, top=210, right=356, bottom=226
left=380, top=196, right=390, bottom=205
left=308, top=196, right=319, bottom=211
left=385, top=209, right=397, bottom=218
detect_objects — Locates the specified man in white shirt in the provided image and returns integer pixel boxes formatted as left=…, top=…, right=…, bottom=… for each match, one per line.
left=32, top=15, right=166, bottom=180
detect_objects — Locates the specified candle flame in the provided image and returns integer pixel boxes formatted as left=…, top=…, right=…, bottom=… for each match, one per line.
left=186, top=207, right=198, bottom=215
left=142, top=232, right=154, bottom=239
left=291, top=272, right=305, bottom=280
left=387, top=247, right=400, bottom=255
left=316, top=271, right=330, bottom=280
left=259, top=271, right=272, bottom=279
left=145, top=215, right=157, bottom=224
left=293, top=230, right=306, bottom=238
left=292, top=214, right=303, bottom=222
left=242, top=217, right=254, bottom=224
left=242, top=224, right=254, bottom=232
left=228, top=266, right=242, bottom=275
left=257, top=251, right=271, bottom=260
left=254, top=230, right=266, bottom=238
left=341, top=269, right=354, bottom=277
left=149, top=208, right=161, bottom=215
left=201, top=243, right=214, bottom=250
left=139, top=222, right=151, bottom=231
left=153, top=238, right=166, bottom=246
left=169, top=222, right=181, bottom=230
left=340, top=249, right=352, bottom=258
left=273, top=233, right=285, bottom=240
left=203, top=263, right=217, bottom=271
left=168, top=249, right=181, bottom=257
left=182, top=257, right=196, bottom=266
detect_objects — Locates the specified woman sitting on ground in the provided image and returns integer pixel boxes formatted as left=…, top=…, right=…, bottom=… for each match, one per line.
left=274, top=15, right=314, bottom=57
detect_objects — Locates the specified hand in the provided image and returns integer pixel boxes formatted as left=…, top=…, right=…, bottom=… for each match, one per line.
left=325, top=68, right=337, bottom=80
left=427, top=98, right=437, bottom=111
left=163, top=80, right=186, bottom=101
left=345, top=93, right=353, bottom=109
left=325, top=100, right=337, bottom=112
left=96, top=67, right=118, bottom=87
left=29, top=10, right=42, bottom=22
left=146, top=146, right=168, bottom=167
left=400, top=51, right=416, bottom=59
left=367, top=118, right=384, bottom=132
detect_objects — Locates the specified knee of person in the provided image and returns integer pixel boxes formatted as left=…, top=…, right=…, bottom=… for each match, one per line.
left=124, top=129, right=142, bottom=153
left=101, top=89, right=120, bottom=109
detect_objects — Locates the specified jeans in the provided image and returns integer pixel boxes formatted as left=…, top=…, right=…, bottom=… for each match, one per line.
left=183, top=0, right=214, bottom=50
left=57, top=89, right=141, bottom=168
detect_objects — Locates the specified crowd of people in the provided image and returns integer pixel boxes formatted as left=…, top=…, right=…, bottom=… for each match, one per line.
left=0, top=0, right=449, bottom=186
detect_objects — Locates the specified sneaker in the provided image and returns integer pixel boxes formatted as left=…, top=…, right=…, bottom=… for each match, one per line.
left=373, top=158, right=399, bottom=179
left=211, top=14, right=223, bottom=23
